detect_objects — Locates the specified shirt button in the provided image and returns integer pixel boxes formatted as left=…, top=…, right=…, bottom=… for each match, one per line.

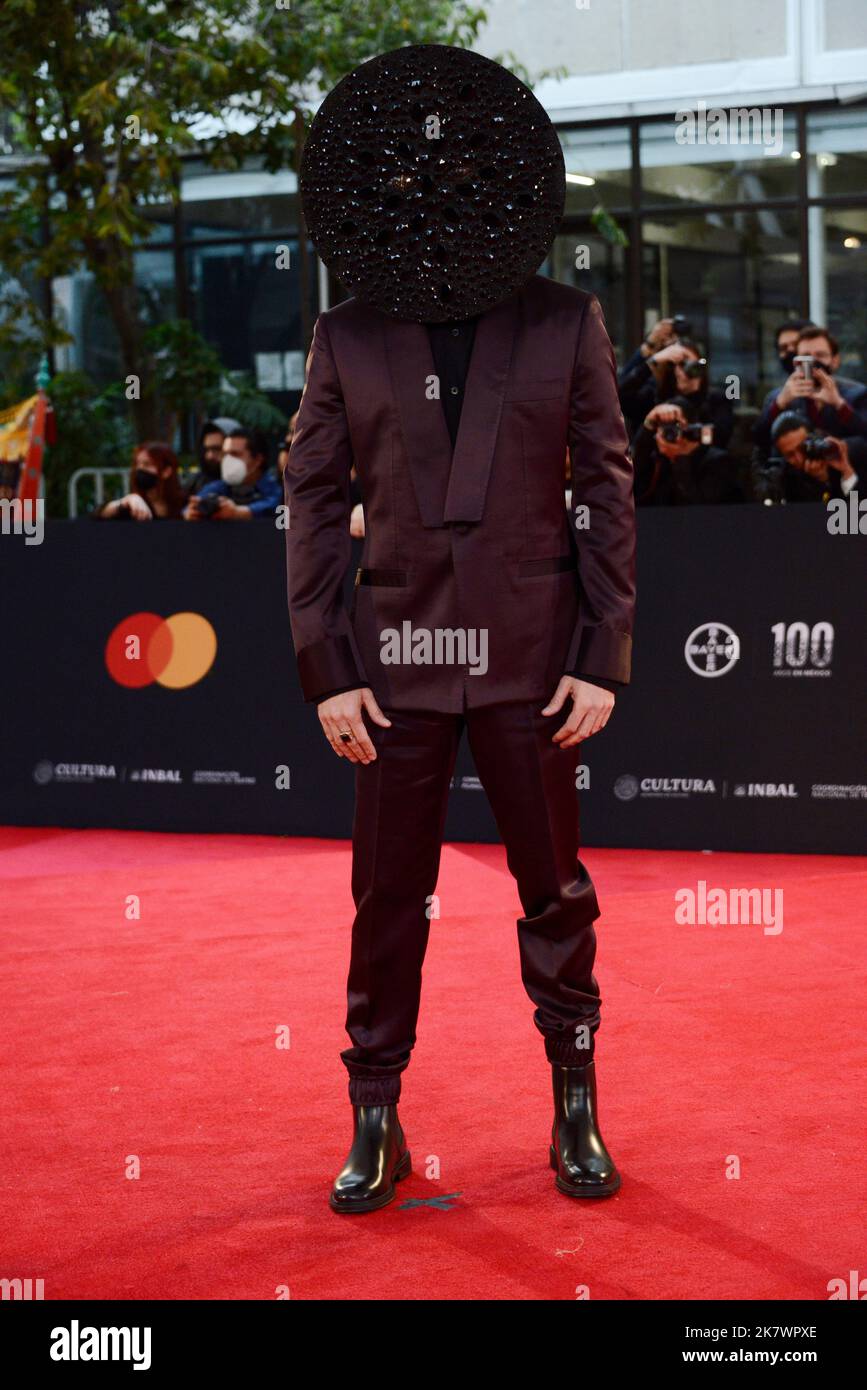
left=450, top=385, right=460, bottom=395
left=451, top=327, right=460, bottom=337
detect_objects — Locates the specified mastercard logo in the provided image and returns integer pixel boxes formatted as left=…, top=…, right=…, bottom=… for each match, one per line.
left=105, top=612, right=217, bottom=689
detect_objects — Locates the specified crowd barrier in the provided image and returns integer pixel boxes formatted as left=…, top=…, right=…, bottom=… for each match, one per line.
left=2, top=507, right=864, bottom=853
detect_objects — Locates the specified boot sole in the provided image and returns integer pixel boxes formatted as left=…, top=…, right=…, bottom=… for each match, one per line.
left=329, top=1149, right=412, bottom=1214
left=549, top=1144, right=621, bottom=1198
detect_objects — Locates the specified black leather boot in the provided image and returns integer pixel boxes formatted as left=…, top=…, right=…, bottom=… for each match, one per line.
left=329, top=1104, right=411, bottom=1213
left=550, top=1061, right=621, bottom=1198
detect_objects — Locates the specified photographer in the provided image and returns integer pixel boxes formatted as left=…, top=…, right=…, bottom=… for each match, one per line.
left=184, top=426, right=281, bottom=521
left=619, top=321, right=734, bottom=447
left=96, top=442, right=185, bottom=521
left=632, top=397, right=742, bottom=506
left=618, top=315, right=681, bottom=434
left=755, top=411, right=863, bottom=504
left=754, top=325, right=867, bottom=449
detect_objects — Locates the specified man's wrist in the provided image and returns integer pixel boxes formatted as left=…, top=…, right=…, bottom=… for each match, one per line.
left=569, top=672, right=622, bottom=696
left=316, top=683, right=364, bottom=705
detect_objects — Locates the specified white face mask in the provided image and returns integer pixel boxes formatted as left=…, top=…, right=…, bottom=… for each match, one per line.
left=221, top=453, right=248, bottom=486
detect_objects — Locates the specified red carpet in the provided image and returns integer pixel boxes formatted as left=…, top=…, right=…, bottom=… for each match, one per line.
left=2, top=825, right=864, bottom=1301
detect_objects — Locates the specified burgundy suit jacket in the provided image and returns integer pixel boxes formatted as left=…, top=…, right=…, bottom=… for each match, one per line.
left=285, top=274, right=635, bottom=713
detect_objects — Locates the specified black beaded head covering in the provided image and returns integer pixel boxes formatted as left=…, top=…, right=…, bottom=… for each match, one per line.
left=300, top=43, right=565, bottom=323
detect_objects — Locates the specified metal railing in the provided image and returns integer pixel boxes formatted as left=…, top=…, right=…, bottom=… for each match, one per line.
left=67, top=468, right=129, bottom=519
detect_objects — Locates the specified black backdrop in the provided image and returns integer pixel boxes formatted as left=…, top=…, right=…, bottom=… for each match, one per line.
left=1, top=509, right=864, bottom=853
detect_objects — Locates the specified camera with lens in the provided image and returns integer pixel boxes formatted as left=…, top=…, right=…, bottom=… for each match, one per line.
left=680, top=356, right=707, bottom=379
left=671, top=313, right=692, bottom=338
left=659, top=421, right=713, bottom=445
left=803, top=433, right=838, bottom=461
left=196, top=492, right=225, bottom=518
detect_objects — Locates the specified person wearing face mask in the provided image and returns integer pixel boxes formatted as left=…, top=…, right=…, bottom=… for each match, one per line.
left=754, top=326, right=867, bottom=451
left=184, top=427, right=282, bottom=520
left=185, top=416, right=243, bottom=498
left=773, top=319, right=814, bottom=379
left=97, top=442, right=185, bottom=520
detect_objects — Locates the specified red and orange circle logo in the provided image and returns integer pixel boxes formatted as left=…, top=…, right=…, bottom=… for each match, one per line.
left=105, top=612, right=217, bottom=689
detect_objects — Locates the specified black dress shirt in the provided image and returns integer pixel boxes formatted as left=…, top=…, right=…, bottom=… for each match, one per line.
left=425, top=316, right=479, bottom=447
left=316, top=315, right=622, bottom=701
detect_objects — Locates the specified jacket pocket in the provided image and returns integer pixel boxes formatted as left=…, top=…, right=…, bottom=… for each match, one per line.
left=354, top=567, right=410, bottom=588
left=515, top=554, right=577, bottom=579
left=505, top=380, right=564, bottom=403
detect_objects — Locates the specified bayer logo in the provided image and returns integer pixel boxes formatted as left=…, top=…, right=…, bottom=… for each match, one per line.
left=685, top=622, right=741, bottom=678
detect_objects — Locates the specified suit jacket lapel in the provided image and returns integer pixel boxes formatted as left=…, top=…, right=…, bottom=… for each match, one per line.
left=443, top=290, right=520, bottom=524
left=383, top=318, right=454, bottom=529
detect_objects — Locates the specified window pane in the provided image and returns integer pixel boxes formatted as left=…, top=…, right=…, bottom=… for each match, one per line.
left=185, top=239, right=316, bottom=408
left=814, top=207, right=867, bottom=379
left=547, top=229, right=627, bottom=364
left=558, top=125, right=632, bottom=214
left=139, top=204, right=175, bottom=245
left=640, top=113, right=799, bottom=206
left=181, top=165, right=299, bottom=240
left=640, top=210, right=801, bottom=411
left=59, top=249, right=175, bottom=385
left=806, top=108, right=867, bottom=201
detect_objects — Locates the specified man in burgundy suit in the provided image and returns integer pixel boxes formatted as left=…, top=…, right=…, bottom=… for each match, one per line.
left=285, top=45, right=636, bottom=1212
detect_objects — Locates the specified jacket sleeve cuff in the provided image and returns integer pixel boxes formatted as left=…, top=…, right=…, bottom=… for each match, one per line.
left=296, top=634, right=367, bottom=703
left=569, top=625, right=632, bottom=685
left=316, top=683, right=366, bottom=705
left=571, top=671, right=623, bottom=695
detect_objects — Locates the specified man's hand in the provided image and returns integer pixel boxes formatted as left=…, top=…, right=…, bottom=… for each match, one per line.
left=644, top=402, right=684, bottom=430
left=212, top=497, right=251, bottom=520
left=641, top=317, right=676, bottom=356
left=824, top=437, right=855, bottom=478
left=318, top=687, right=392, bottom=763
left=542, top=677, right=614, bottom=748
left=812, top=366, right=844, bottom=411
left=776, top=371, right=815, bottom=408
left=648, top=342, right=689, bottom=367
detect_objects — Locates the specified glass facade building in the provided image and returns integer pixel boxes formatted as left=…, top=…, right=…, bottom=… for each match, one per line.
left=25, top=102, right=867, bottom=432
left=550, top=103, right=867, bottom=430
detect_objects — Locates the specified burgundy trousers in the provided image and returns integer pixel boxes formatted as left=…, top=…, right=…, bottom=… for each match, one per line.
left=341, top=701, right=603, bottom=1105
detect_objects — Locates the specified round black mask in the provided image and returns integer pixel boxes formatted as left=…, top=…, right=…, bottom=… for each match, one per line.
left=300, top=44, right=566, bottom=323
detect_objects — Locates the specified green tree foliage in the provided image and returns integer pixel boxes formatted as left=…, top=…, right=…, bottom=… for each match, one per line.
left=0, top=0, right=487, bottom=434
left=144, top=318, right=223, bottom=427
left=41, top=371, right=135, bottom=518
